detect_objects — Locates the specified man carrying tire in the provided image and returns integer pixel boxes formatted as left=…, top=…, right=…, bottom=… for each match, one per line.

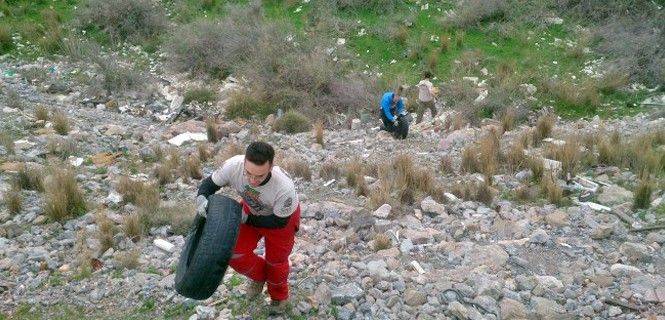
left=195, top=141, right=300, bottom=315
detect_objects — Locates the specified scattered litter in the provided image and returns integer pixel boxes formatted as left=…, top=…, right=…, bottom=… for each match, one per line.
left=324, top=179, right=336, bottom=187
left=168, top=132, right=207, bottom=146
left=337, top=38, right=346, bottom=45
left=542, top=158, right=562, bottom=171
left=444, top=192, right=459, bottom=202
left=68, top=157, right=84, bottom=167
left=411, top=261, right=425, bottom=274
left=573, top=200, right=611, bottom=212
left=154, top=238, right=175, bottom=253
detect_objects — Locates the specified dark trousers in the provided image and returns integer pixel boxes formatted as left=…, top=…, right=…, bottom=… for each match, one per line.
left=380, top=112, right=396, bottom=133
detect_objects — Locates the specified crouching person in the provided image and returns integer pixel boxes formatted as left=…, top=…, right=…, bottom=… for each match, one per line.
left=195, top=141, right=300, bottom=315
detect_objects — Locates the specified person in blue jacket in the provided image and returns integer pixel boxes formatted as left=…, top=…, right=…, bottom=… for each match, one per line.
left=379, top=86, right=404, bottom=133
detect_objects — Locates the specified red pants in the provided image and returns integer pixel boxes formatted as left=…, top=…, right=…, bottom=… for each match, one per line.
left=229, top=202, right=300, bottom=301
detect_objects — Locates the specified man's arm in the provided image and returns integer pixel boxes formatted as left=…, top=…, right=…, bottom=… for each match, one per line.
left=197, top=176, right=221, bottom=199
left=396, top=98, right=404, bottom=114
left=381, top=95, right=395, bottom=122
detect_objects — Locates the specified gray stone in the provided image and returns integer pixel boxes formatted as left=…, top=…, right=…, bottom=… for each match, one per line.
left=366, top=260, right=389, bottom=280
left=373, top=204, right=392, bottom=219
left=500, top=298, right=528, bottom=320
left=619, top=242, right=651, bottom=262
left=597, top=185, right=633, bottom=206
left=420, top=197, right=447, bottom=216
left=404, top=288, right=427, bottom=306
left=528, top=228, right=550, bottom=244
left=464, top=245, right=509, bottom=272
left=331, top=283, right=363, bottom=305
left=608, top=306, right=622, bottom=317
left=400, top=239, right=414, bottom=254
left=610, top=263, right=642, bottom=277
left=447, top=301, right=469, bottom=319
left=195, top=305, right=216, bottom=320
left=590, top=224, right=614, bottom=240
left=530, top=296, right=566, bottom=319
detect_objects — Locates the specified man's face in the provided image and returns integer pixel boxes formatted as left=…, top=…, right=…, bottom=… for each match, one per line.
left=392, top=94, right=400, bottom=104
left=244, top=160, right=272, bottom=187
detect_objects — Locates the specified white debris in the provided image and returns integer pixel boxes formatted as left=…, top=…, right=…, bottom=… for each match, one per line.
left=168, top=132, right=207, bottom=146
left=68, top=157, right=84, bottom=167
left=153, top=239, right=175, bottom=253
left=411, top=261, right=425, bottom=274
left=337, top=38, right=346, bottom=45
left=324, top=179, right=336, bottom=187
left=574, top=200, right=611, bottom=212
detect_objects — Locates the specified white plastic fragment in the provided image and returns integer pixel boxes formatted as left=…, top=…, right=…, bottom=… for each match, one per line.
left=411, top=260, right=425, bottom=274
left=323, top=179, right=336, bottom=187
left=168, top=132, right=207, bottom=146
left=153, top=238, right=175, bottom=252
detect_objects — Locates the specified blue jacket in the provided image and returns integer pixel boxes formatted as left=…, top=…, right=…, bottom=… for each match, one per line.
left=380, top=92, right=403, bottom=122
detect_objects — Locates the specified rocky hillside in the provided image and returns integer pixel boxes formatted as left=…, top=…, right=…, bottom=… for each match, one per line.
left=1, top=52, right=665, bottom=320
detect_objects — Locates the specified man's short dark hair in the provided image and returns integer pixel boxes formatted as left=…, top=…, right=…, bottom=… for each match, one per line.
left=423, top=70, right=433, bottom=79
left=245, top=141, right=275, bottom=165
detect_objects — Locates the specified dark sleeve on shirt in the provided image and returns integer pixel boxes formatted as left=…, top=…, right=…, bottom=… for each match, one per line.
left=246, top=214, right=290, bottom=229
left=197, top=175, right=221, bottom=199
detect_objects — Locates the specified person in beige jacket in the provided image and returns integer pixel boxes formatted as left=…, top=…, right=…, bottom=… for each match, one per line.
left=416, top=70, right=438, bottom=124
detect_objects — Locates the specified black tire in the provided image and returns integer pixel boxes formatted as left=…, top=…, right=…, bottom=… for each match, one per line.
left=395, top=116, right=409, bottom=139
left=174, top=194, right=242, bottom=300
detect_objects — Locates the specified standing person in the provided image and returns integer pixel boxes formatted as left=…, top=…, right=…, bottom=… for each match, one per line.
left=416, top=71, right=437, bottom=124
left=379, top=86, right=405, bottom=134
left=195, top=141, right=300, bottom=315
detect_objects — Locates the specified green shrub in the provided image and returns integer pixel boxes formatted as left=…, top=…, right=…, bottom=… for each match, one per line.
left=93, top=57, right=146, bottom=94
left=77, top=0, right=167, bottom=44
left=273, top=110, right=311, bottom=134
left=184, top=87, right=218, bottom=105
left=443, top=0, right=508, bottom=28
left=166, top=4, right=267, bottom=77
left=225, top=91, right=274, bottom=120
left=0, top=23, right=13, bottom=53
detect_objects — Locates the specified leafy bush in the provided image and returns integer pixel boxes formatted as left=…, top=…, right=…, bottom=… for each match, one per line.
left=77, top=0, right=167, bottom=44
left=166, top=3, right=267, bottom=77
left=184, top=87, right=218, bottom=105
left=225, top=91, right=274, bottom=120
left=0, top=23, right=13, bottom=53
left=273, top=110, right=311, bottom=134
left=443, top=0, right=508, bottom=28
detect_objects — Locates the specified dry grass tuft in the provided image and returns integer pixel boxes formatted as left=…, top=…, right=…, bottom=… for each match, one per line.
left=117, top=176, right=146, bottom=204
left=355, top=176, right=369, bottom=196
left=528, top=157, right=544, bottom=183
left=123, top=213, right=143, bottom=242
left=461, top=146, right=480, bottom=173
left=35, top=105, right=49, bottom=121
left=633, top=179, right=653, bottom=210
left=51, top=110, right=70, bottom=135
left=17, top=164, right=44, bottom=191
left=439, top=155, right=454, bottom=174
left=141, top=204, right=193, bottom=236
left=541, top=174, right=563, bottom=206
left=533, top=114, right=555, bottom=144
left=0, top=131, right=14, bottom=155
left=281, top=158, right=312, bottom=181
left=500, top=108, right=516, bottom=132
left=451, top=180, right=494, bottom=205
left=198, top=144, right=210, bottom=162
left=373, top=233, right=392, bottom=251
left=116, top=248, right=140, bottom=269
left=218, top=143, right=244, bottom=163
left=440, top=33, right=449, bottom=52
left=95, top=212, right=117, bottom=254
left=478, top=131, right=500, bottom=183
left=205, top=118, right=219, bottom=143
left=46, top=137, right=78, bottom=159
left=273, top=110, right=311, bottom=134
left=515, top=182, right=536, bottom=202
left=345, top=159, right=363, bottom=188
left=428, top=49, right=439, bottom=70
left=313, top=120, right=324, bottom=146
left=369, top=183, right=393, bottom=210
left=455, top=30, right=465, bottom=48
left=505, top=142, right=526, bottom=174
left=5, top=183, right=22, bottom=215
left=319, top=161, right=341, bottom=181
left=154, top=162, right=173, bottom=185
left=181, top=156, right=202, bottom=180
left=44, top=170, right=87, bottom=222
